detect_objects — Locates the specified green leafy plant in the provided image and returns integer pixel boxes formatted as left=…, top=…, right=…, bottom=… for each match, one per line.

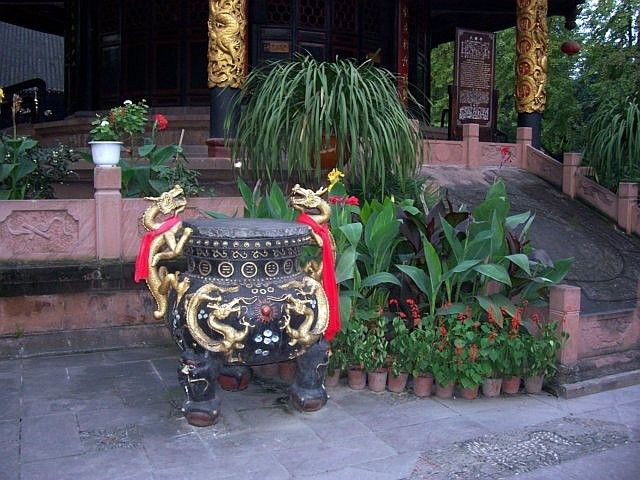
left=431, top=317, right=456, bottom=387
left=478, top=319, right=506, bottom=378
left=524, top=318, right=567, bottom=377
left=120, top=143, right=199, bottom=197
left=226, top=55, right=422, bottom=197
left=584, top=95, right=640, bottom=191
left=409, top=315, right=437, bottom=377
left=388, top=317, right=413, bottom=377
left=341, top=315, right=369, bottom=370
left=449, top=315, right=489, bottom=388
left=117, top=112, right=200, bottom=197
left=500, top=307, right=528, bottom=377
left=0, top=138, right=73, bottom=199
left=396, top=179, right=573, bottom=321
left=90, top=99, right=149, bottom=142
left=361, top=313, right=389, bottom=373
left=0, top=136, right=38, bottom=199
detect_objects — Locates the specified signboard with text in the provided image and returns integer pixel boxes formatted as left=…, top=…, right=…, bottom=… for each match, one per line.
left=450, top=28, right=496, bottom=140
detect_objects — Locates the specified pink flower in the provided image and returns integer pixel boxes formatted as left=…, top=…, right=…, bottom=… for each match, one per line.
left=345, top=196, right=359, bottom=206
left=154, top=113, right=168, bottom=131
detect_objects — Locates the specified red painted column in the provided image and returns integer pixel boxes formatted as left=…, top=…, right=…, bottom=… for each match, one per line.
left=396, top=0, right=410, bottom=103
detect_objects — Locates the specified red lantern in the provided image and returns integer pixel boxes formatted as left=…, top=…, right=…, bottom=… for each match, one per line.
left=561, top=40, right=581, bottom=55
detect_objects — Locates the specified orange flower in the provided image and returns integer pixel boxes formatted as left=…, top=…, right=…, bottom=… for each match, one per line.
left=469, top=344, right=478, bottom=362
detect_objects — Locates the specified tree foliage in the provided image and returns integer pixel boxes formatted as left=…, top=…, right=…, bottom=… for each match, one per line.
left=430, top=0, right=640, bottom=171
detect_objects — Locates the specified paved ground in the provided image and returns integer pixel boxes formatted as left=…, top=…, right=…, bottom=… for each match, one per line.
left=2, top=346, right=639, bottom=480
left=423, top=166, right=640, bottom=314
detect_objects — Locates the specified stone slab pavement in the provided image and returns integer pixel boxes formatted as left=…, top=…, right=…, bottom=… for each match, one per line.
left=1, top=346, right=639, bottom=480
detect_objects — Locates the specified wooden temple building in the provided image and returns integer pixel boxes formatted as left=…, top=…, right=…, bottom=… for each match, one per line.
left=0, top=0, right=582, bottom=150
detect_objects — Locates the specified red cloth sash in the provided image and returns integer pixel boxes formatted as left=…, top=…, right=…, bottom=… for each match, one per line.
left=134, top=217, right=181, bottom=282
left=297, top=212, right=340, bottom=341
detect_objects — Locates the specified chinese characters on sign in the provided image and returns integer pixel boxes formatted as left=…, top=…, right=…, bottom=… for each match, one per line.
left=454, top=29, right=496, bottom=128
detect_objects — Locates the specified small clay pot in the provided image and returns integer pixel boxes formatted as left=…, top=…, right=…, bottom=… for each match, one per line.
left=482, top=377, right=503, bottom=398
left=502, top=375, right=521, bottom=394
left=435, top=381, right=454, bottom=399
left=413, top=373, right=434, bottom=398
left=524, top=374, right=544, bottom=394
left=325, top=369, right=341, bottom=388
left=367, top=368, right=388, bottom=392
left=278, top=361, right=296, bottom=384
left=347, top=366, right=366, bottom=390
left=387, top=371, right=409, bottom=393
left=459, top=385, right=479, bottom=400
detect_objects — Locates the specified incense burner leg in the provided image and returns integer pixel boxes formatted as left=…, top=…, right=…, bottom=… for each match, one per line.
left=178, top=349, right=222, bottom=427
left=218, top=364, right=252, bottom=391
left=289, top=340, right=329, bottom=412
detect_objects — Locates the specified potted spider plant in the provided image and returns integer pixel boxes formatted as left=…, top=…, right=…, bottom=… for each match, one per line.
left=225, top=55, right=422, bottom=197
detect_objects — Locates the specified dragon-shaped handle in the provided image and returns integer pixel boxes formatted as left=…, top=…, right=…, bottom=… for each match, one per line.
left=289, top=184, right=335, bottom=281
left=138, top=185, right=193, bottom=320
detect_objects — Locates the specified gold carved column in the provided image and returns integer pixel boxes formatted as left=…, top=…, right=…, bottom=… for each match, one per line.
left=515, top=0, right=548, bottom=147
left=207, top=0, right=248, bottom=88
left=206, top=0, right=248, bottom=154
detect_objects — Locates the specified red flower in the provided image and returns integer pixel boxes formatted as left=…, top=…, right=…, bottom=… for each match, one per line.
left=439, top=325, right=447, bottom=337
left=457, top=312, right=467, bottom=321
left=328, top=195, right=359, bottom=206
left=388, top=298, right=399, bottom=306
left=154, top=113, right=168, bottom=130
left=488, top=331, right=497, bottom=343
left=510, top=307, right=522, bottom=333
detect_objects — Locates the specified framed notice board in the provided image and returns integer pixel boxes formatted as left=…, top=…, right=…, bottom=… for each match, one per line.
left=449, top=28, right=497, bottom=141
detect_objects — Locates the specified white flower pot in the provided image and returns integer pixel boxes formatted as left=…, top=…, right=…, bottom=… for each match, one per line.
left=89, top=141, right=123, bottom=167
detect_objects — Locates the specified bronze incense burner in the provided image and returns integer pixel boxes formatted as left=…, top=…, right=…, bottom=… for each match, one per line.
left=137, top=185, right=331, bottom=426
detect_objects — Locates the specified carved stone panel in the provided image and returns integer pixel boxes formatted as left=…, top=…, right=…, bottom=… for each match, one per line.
left=0, top=210, right=79, bottom=254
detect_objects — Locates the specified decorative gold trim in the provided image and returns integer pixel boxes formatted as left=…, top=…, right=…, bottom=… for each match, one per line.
left=279, top=277, right=329, bottom=347
left=207, top=0, right=248, bottom=88
left=289, top=184, right=335, bottom=282
left=185, top=283, right=252, bottom=361
left=140, top=186, right=193, bottom=320
left=516, top=0, right=548, bottom=113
